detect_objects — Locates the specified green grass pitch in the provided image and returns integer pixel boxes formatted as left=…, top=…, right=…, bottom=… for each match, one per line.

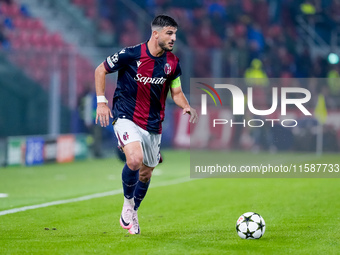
left=0, top=150, right=339, bottom=254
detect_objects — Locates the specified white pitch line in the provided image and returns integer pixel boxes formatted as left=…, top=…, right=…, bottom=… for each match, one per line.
left=0, top=176, right=191, bottom=217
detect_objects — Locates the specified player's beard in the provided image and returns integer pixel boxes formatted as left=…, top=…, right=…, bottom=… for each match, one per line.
left=159, top=40, right=173, bottom=52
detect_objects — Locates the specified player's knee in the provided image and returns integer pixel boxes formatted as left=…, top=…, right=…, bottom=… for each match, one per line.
left=126, top=156, right=143, bottom=170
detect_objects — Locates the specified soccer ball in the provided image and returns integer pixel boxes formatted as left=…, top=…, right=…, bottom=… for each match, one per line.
left=236, top=212, right=266, bottom=239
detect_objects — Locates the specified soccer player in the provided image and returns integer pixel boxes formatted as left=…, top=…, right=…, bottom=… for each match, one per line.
left=94, top=14, right=198, bottom=234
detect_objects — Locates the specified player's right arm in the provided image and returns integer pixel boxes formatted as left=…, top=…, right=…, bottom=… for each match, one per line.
left=95, top=62, right=113, bottom=127
left=95, top=47, right=136, bottom=127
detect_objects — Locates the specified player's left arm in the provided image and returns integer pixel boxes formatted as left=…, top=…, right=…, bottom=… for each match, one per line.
left=170, top=77, right=198, bottom=124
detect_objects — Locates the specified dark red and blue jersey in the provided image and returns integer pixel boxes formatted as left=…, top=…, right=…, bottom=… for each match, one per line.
left=103, top=41, right=181, bottom=134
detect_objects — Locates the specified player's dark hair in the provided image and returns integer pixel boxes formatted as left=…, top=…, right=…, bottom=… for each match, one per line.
left=151, top=14, right=178, bottom=28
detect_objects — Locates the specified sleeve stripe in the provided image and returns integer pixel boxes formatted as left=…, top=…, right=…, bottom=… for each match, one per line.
left=103, top=61, right=113, bottom=73
left=170, top=76, right=181, bottom=88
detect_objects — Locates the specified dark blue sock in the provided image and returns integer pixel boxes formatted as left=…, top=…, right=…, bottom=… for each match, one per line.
left=134, top=180, right=150, bottom=211
left=122, top=164, right=139, bottom=199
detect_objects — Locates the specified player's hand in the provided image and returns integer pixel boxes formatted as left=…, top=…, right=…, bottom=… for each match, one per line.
left=183, top=106, right=198, bottom=124
left=96, top=103, right=113, bottom=127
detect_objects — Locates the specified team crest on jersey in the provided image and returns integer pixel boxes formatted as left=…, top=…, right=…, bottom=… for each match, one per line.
left=123, top=132, right=129, bottom=141
left=164, top=63, right=171, bottom=75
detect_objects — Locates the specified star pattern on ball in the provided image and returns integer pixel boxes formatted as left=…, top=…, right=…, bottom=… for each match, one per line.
left=257, top=219, right=265, bottom=232
left=243, top=215, right=254, bottom=225
left=244, top=228, right=255, bottom=239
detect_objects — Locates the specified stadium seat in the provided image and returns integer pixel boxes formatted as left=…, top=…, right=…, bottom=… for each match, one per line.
left=26, top=18, right=45, bottom=32
left=0, top=2, right=20, bottom=17
left=29, top=32, right=43, bottom=49
left=50, top=33, right=64, bottom=50
left=13, top=16, right=27, bottom=30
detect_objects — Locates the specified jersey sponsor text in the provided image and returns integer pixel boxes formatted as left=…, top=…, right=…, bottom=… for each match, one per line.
left=134, top=73, right=167, bottom=85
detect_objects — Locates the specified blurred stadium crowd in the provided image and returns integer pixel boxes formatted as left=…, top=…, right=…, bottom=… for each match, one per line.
left=1, top=1, right=340, bottom=89
left=0, top=0, right=339, bottom=154
left=94, top=0, right=340, bottom=80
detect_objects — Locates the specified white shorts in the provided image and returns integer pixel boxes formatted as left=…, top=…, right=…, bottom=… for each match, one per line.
left=113, top=118, right=162, bottom=167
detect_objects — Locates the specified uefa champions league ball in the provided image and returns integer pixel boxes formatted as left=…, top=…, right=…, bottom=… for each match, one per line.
left=236, top=212, right=266, bottom=239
